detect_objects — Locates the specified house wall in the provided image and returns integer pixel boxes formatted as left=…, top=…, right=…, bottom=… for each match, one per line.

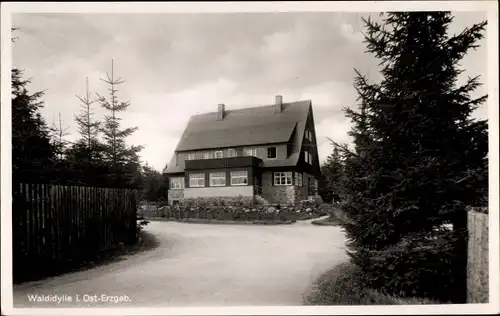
left=184, top=186, right=253, bottom=198
left=169, top=169, right=318, bottom=205
left=260, top=170, right=318, bottom=204
left=297, top=107, right=321, bottom=178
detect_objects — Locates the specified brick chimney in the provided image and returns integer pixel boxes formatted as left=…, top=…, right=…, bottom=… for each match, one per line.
left=217, top=104, right=225, bottom=120
left=274, top=95, right=283, bottom=113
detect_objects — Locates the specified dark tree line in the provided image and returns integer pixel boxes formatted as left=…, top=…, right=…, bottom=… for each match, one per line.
left=321, top=12, right=487, bottom=303
left=12, top=30, right=168, bottom=201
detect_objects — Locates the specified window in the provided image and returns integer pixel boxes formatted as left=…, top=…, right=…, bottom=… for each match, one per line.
left=228, top=148, right=237, bottom=158
left=214, top=151, right=223, bottom=158
left=203, top=151, right=213, bottom=159
left=308, top=152, right=313, bottom=164
left=186, top=153, right=195, bottom=160
left=170, top=177, right=184, bottom=189
left=306, top=130, right=313, bottom=141
left=305, top=130, right=309, bottom=140
left=267, top=147, right=277, bottom=159
left=231, top=171, right=248, bottom=186
left=209, top=172, right=226, bottom=186
left=244, top=148, right=257, bottom=157
left=274, top=172, right=292, bottom=186
left=304, top=151, right=309, bottom=163
left=294, top=172, right=303, bottom=187
left=189, top=173, right=205, bottom=187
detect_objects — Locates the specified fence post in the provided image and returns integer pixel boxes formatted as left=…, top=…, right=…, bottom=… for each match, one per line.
left=467, top=208, right=489, bottom=303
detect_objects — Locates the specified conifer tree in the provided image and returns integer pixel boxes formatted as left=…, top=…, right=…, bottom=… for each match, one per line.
left=12, top=29, right=54, bottom=183
left=50, top=112, right=71, bottom=162
left=96, top=59, right=143, bottom=187
left=318, top=146, right=345, bottom=203
left=338, top=12, right=487, bottom=302
left=74, top=77, right=102, bottom=163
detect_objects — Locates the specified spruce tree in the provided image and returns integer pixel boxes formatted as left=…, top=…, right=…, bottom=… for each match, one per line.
left=96, top=59, right=143, bottom=187
left=140, top=163, right=167, bottom=202
left=318, top=147, right=344, bottom=203
left=12, top=65, right=55, bottom=183
left=338, top=12, right=487, bottom=302
left=49, top=112, right=71, bottom=162
left=74, top=77, right=102, bottom=163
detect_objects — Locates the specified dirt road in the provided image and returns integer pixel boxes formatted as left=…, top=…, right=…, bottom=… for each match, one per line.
left=13, top=219, right=347, bottom=307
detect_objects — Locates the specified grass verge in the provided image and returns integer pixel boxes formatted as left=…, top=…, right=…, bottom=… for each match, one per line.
left=311, top=215, right=342, bottom=226
left=304, top=262, right=440, bottom=305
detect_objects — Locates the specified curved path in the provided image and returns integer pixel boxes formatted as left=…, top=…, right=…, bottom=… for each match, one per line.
left=13, top=219, right=347, bottom=307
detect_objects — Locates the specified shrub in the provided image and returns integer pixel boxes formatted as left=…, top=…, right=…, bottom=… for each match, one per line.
left=354, top=231, right=463, bottom=303
left=136, top=214, right=150, bottom=242
left=253, top=195, right=269, bottom=205
left=141, top=200, right=325, bottom=223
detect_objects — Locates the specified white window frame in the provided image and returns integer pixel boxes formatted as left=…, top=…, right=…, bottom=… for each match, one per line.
left=304, top=151, right=309, bottom=163
left=187, top=153, right=195, bottom=160
left=228, top=148, right=237, bottom=158
left=308, top=152, right=313, bottom=164
left=274, top=172, right=292, bottom=186
left=209, top=172, right=226, bottom=187
left=170, top=177, right=184, bottom=189
left=267, top=147, right=277, bottom=159
left=294, top=172, right=303, bottom=187
left=189, top=173, right=205, bottom=187
left=231, top=171, right=248, bottom=186
left=214, top=150, right=223, bottom=158
left=203, top=151, right=213, bottom=159
left=244, top=148, right=257, bottom=157
left=305, top=130, right=309, bottom=140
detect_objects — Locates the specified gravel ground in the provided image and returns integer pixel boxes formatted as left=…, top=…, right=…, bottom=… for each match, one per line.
left=13, top=218, right=347, bottom=307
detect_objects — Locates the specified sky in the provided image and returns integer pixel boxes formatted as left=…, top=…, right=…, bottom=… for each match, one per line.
left=12, top=12, right=488, bottom=172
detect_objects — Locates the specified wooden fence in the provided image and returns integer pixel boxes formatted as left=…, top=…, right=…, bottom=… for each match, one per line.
left=467, top=207, right=489, bottom=303
left=12, top=183, right=138, bottom=283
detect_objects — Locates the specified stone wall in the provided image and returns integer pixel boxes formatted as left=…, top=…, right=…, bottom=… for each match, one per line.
left=260, top=171, right=320, bottom=204
left=260, top=171, right=293, bottom=204
left=168, top=189, right=184, bottom=205
left=467, top=207, right=489, bottom=303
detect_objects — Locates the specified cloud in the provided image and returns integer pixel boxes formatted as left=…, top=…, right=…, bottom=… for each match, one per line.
left=12, top=12, right=488, bottom=171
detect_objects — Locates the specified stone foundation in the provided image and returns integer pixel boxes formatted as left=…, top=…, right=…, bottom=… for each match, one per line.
left=168, top=189, right=184, bottom=205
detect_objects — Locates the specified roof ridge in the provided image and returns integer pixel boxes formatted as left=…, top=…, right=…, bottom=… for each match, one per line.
left=194, top=99, right=311, bottom=116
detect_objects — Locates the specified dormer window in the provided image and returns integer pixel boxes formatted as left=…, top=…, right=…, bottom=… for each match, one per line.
left=203, top=151, right=213, bottom=159
left=228, top=148, right=237, bottom=158
left=215, top=150, right=223, bottom=158
left=267, top=147, right=277, bottom=159
left=244, top=148, right=257, bottom=157
left=187, top=153, right=195, bottom=160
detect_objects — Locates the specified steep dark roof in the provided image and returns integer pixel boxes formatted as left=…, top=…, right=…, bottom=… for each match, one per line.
left=176, top=122, right=297, bottom=151
left=164, top=100, right=311, bottom=174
